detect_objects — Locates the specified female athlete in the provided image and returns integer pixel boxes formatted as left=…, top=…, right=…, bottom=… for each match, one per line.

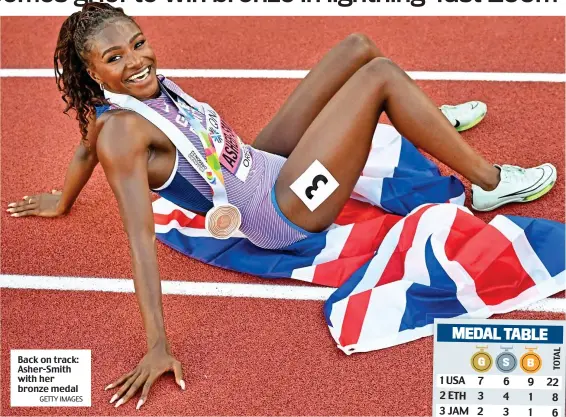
left=6, top=3, right=557, bottom=410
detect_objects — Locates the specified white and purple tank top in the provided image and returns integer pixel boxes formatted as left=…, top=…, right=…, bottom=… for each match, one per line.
left=97, top=76, right=262, bottom=214
left=96, top=76, right=309, bottom=250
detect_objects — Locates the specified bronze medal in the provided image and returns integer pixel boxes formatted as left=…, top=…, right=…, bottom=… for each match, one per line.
left=205, top=204, right=242, bottom=239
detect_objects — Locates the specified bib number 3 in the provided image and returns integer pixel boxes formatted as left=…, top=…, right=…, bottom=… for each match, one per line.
left=290, top=160, right=339, bottom=212
left=305, top=175, right=329, bottom=199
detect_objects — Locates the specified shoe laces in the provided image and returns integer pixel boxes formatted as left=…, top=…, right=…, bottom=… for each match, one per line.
left=500, top=165, right=529, bottom=183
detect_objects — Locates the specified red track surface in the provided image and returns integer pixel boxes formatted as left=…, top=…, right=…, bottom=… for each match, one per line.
left=1, top=291, right=563, bottom=416
left=1, top=16, right=565, bottom=416
left=2, top=17, right=565, bottom=72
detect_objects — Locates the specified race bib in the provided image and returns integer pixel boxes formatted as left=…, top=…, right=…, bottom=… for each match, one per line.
left=203, top=104, right=252, bottom=182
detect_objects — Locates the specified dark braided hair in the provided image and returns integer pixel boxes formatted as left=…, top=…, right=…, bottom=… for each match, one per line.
left=53, top=3, right=136, bottom=145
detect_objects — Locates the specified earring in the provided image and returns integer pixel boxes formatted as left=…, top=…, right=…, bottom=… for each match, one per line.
left=99, top=83, right=104, bottom=91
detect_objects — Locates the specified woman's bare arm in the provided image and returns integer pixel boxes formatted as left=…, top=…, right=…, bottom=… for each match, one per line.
left=7, top=113, right=100, bottom=217
left=97, top=112, right=167, bottom=350
left=96, top=112, right=184, bottom=409
left=57, top=140, right=99, bottom=214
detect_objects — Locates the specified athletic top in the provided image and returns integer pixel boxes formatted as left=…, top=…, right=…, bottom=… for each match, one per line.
left=95, top=76, right=261, bottom=215
left=95, top=76, right=310, bottom=249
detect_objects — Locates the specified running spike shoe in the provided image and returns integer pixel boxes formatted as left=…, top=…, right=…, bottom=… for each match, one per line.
left=440, top=101, right=487, bottom=132
left=471, top=163, right=557, bottom=211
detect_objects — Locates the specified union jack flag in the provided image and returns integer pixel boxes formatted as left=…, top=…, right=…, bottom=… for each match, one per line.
left=152, top=124, right=565, bottom=354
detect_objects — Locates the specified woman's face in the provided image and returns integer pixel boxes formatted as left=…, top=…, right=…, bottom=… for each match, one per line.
left=86, top=19, right=159, bottom=100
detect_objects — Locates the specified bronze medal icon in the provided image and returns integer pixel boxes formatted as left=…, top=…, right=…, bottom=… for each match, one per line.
left=520, top=348, right=542, bottom=373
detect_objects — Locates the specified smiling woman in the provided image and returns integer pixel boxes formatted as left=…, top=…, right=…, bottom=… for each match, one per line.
left=8, top=1, right=558, bottom=411
left=53, top=5, right=160, bottom=142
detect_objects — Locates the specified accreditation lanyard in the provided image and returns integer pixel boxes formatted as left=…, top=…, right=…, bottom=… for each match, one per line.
left=103, top=85, right=230, bottom=207
left=158, top=81, right=226, bottom=187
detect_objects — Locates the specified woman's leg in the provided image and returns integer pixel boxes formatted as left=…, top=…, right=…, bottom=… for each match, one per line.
left=275, top=57, right=502, bottom=233
left=252, top=33, right=383, bottom=157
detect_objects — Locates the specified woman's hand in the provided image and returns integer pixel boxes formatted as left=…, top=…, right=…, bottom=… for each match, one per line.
left=6, top=190, right=65, bottom=218
left=105, top=346, right=185, bottom=410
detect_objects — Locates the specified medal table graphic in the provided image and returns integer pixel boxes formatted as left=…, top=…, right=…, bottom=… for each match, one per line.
left=433, top=319, right=565, bottom=417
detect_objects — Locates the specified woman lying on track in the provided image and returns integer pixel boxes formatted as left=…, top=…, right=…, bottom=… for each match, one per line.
left=7, top=3, right=557, bottom=410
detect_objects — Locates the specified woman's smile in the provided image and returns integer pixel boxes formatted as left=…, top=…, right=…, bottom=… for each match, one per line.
left=123, top=65, right=159, bottom=97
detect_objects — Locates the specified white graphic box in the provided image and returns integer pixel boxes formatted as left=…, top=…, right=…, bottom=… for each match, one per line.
left=11, top=349, right=91, bottom=407
left=290, top=160, right=339, bottom=212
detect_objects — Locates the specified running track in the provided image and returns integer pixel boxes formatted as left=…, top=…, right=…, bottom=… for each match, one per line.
left=1, top=17, right=565, bottom=416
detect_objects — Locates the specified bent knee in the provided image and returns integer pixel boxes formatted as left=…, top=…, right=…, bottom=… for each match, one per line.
left=363, top=57, right=400, bottom=76
left=343, top=33, right=383, bottom=62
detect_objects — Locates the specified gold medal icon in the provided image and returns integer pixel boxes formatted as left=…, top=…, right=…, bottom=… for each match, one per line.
left=471, top=346, right=493, bottom=372
left=520, top=348, right=542, bottom=373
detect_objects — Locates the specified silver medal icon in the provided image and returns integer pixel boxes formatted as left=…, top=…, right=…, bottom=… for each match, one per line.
left=496, top=347, right=517, bottom=373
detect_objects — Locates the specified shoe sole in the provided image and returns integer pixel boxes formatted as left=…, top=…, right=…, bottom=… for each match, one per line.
left=455, top=111, right=487, bottom=132
left=472, top=178, right=556, bottom=212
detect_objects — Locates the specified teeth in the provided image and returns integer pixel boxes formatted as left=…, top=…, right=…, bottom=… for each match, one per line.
left=128, top=67, right=150, bottom=82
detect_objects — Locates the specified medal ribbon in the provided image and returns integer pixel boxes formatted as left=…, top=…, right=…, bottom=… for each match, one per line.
left=158, top=81, right=226, bottom=188
left=103, top=85, right=230, bottom=207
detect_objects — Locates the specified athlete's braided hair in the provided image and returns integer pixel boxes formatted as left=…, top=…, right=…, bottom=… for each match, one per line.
left=53, top=3, right=136, bottom=144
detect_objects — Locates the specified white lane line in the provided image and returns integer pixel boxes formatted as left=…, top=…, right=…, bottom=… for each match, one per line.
left=0, top=69, right=565, bottom=82
left=0, top=274, right=333, bottom=301
left=0, top=274, right=564, bottom=313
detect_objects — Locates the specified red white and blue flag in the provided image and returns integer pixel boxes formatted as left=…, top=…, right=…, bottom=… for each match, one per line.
left=152, top=124, right=565, bottom=354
